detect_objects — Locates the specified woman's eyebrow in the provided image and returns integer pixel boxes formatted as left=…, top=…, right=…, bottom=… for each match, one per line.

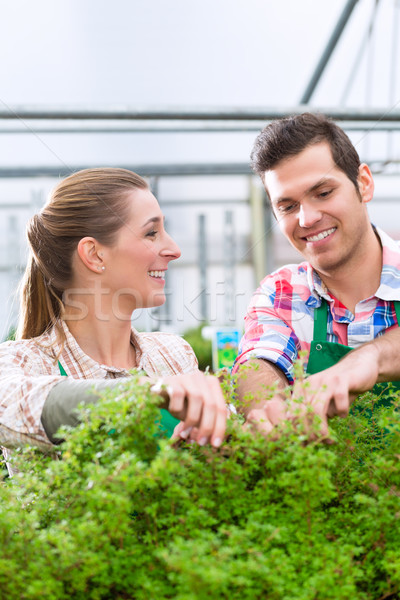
left=141, top=216, right=163, bottom=228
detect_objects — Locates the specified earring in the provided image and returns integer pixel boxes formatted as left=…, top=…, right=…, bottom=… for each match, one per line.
left=97, top=265, right=106, bottom=271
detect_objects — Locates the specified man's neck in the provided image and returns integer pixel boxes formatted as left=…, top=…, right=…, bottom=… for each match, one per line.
left=316, top=228, right=383, bottom=315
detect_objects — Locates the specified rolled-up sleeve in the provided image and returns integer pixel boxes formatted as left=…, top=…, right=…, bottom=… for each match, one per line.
left=232, top=277, right=302, bottom=383
left=0, top=342, right=62, bottom=449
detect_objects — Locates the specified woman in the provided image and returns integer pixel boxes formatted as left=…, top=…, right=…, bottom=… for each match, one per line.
left=0, top=168, right=227, bottom=474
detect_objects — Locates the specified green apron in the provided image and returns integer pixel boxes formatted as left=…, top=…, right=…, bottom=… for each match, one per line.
left=306, top=299, right=400, bottom=408
left=57, top=361, right=179, bottom=438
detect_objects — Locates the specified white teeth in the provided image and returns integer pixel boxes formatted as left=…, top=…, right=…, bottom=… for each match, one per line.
left=306, top=227, right=336, bottom=242
left=148, top=270, right=165, bottom=278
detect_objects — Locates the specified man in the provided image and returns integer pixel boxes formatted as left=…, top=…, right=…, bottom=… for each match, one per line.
left=233, top=112, right=400, bottom=434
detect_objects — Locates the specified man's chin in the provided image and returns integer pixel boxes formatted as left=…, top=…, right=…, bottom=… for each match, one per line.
left=308, top=256, right=345, bottom=276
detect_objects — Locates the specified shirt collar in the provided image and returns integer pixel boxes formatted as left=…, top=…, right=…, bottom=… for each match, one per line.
left=305, top=264, right=330, bottom=308
left=55, top=320, right=145, bottom=377
left=305, top=226, right=400, bottom=306
left=374, top=226, right=400, bottom=301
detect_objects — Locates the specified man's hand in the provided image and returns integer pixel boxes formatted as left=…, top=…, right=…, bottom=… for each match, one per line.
left=293, top=343, right=380, bottom=421
left=239, top=328, right=400, bottom=440
left=244, top=398, right=287, bottom=436
left=150, top=371, right=228, bottom=448
left=246, top=345, right=381, bottom=439
left=245, top=394, right=333, bottom=441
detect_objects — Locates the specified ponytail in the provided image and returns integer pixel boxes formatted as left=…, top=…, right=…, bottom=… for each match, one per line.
left=16, top=256, right=64, bottom=340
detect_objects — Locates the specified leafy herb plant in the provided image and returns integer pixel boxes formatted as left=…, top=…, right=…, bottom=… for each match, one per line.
left=1, top=375, right=400, bottom=599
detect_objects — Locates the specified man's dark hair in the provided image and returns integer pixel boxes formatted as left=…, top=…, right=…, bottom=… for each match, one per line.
left=250, top=112, right=361, bottom=191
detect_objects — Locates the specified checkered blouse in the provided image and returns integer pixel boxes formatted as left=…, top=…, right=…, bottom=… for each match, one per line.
left=0, top=320, right=198, bottom=453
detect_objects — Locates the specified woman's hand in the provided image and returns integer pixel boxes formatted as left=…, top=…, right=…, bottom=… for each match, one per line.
left=150, top=371, right=228, bottom=448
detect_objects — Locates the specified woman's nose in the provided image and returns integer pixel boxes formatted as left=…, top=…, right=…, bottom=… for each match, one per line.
left=162, top=232, right=181, bottom=260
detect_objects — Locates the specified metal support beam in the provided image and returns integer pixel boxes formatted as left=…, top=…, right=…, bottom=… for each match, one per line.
left=0, top=164, right=253, bottom=178
left=1, top=105, right=400, bottom=122
left=198, top=214, right=208, bottom=322
left=223, top=211, right=235, bottom=324
left=2, top=119, right=400, bottom=134
left=300, top=0, right=360, bottom=104
left=249, top=179, right=268, bottom=285
left=0, top=158, right=398, bottom=179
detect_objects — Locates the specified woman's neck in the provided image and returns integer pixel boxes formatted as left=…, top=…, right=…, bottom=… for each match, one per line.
left=64, top=297, right=136, bottom=369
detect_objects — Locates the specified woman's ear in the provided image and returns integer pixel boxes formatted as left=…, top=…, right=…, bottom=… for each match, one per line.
left=357, top=163, right=374, bottom=204
left=76, top=237, right=105, bottom=274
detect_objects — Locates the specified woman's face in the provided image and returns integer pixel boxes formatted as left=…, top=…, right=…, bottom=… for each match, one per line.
left=102, top=187, right=181, bottom=314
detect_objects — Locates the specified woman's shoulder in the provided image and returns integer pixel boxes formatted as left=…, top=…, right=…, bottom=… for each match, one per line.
left=136, top=330, right=193, bottom=353
left=134, top=330, right=198, bottom=375
left=0, top=332, right=57, bottom=368
left=0, top=336, right=40, bottom=355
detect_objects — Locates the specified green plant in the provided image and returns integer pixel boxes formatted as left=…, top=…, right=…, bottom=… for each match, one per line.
left=3, top=326, right=16, bottom=342
left=182, top=324, right=212, bottom=371
left=1, top=375, right=400, bottom=599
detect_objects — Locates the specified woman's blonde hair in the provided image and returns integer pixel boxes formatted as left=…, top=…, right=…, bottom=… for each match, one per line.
left=17, top=167, right=148, bottom=341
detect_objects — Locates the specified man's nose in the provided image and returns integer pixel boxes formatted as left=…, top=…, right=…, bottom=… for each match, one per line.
left=298, top=203, right=322, bottom=228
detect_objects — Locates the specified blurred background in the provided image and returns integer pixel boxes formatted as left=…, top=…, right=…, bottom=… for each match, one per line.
left=1, top=0, right=400, bottom=347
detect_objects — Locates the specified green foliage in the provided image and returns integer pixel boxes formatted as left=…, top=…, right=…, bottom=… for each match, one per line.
left=182, top=324, right=212, bottom=371
left=3, top=326, right=16, bottom=342
left=1, top=377, right=400, bottom=599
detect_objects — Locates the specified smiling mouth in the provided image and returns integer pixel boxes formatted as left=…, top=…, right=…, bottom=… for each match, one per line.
left=148, top=270, right=165, bottom=279
left=304, top=227, right=337, bottom=242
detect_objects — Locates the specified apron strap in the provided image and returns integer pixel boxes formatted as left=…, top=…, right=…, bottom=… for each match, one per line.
left=312, top=299, right=328, bottom=341
left=58, top=360, right=68, bottom=377
left=395, top=301, right=400, bottom=326
left=313, top=298, right=400, bottom=344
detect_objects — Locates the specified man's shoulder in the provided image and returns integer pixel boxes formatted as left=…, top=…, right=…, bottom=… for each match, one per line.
left=248, top=261, right=314, bottom=310
left=258, top=261, right=310, bottom=289
left=377, top=227, right=400, bottom=258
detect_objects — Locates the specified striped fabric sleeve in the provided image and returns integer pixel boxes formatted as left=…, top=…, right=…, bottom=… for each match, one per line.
left=233, top=280, right=301, bottom=383
left=0, top=342, right=63, bottom=448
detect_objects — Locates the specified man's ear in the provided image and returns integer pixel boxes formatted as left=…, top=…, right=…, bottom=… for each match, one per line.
left=357, top=163, right=374, bottom=204
left=76, top=237, right=105, bottom=274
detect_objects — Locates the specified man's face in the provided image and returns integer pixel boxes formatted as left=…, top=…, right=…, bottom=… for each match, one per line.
left=263, top=142, right=374, bottom=276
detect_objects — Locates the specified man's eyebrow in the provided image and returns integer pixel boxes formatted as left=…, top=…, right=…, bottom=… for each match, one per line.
left=272, top=177, right=338, bottom=205
left=273, top=196, right=295, bottom=206
left=308, top=177, right=337, bottom=193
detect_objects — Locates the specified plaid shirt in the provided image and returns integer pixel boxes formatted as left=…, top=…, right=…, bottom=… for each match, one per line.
left=0, top=321, right=198, bottom=453
left=233, top=228, right=400, bottom=383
